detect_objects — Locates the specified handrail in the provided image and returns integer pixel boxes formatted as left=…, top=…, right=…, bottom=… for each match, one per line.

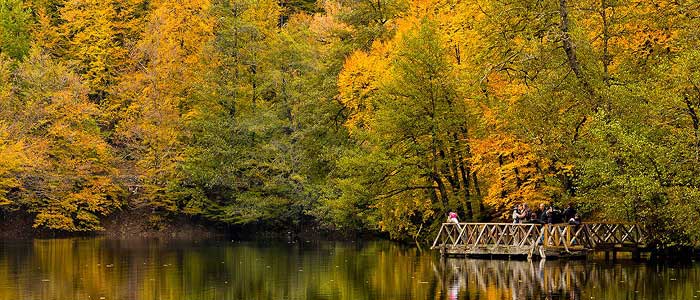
left=431, top=222, right=647, bottom=256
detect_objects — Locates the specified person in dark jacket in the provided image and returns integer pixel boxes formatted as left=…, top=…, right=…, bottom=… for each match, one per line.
left=563, top=202, right=577, bottom=223
left=527, top=212, right=544, bottom=224
left=535, top=203, right=546, bottom=222
left=568, top=213, right=581, bottom=225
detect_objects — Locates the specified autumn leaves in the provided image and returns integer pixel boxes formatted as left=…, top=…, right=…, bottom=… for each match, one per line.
left=0, top=0, right=699, bottom=245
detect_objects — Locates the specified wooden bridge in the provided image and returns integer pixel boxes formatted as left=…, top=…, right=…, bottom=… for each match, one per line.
left=431, top=222, right=648, bottom=259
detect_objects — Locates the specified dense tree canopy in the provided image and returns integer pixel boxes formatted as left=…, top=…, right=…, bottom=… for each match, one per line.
left=0, top=0, right=699, bottom=247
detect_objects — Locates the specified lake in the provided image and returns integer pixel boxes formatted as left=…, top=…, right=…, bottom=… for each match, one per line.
left=0, top=238, right=698, bottom=300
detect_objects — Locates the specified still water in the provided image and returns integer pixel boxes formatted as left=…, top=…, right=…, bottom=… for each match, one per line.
left=0, top=238, right=698, bottom=300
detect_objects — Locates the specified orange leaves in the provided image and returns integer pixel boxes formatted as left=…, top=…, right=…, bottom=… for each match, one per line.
left=485, top=72, right=530, bottom=106
left=309, top=1, right=350, bottom=40
left=573, top=0, right=685, bottom=77
left=471, top=133, right=559, bottom=219
left=55, top=0, right=139, bottom=95
left=0, top=51, right=123, bottom=231
left=338, top=44, right=391, bottom=133
left=0, top=129, right=27, bottom=206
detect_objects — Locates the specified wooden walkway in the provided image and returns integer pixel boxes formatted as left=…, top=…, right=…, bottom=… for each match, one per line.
left=431, top=222, right=648, bottom=259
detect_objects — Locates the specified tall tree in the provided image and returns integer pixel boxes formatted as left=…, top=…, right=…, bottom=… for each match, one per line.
left=57, top=0, right=147, bottom=101
left=335, top=19, right=478, bottom=239
left=111, top=0, right=215, bottom=218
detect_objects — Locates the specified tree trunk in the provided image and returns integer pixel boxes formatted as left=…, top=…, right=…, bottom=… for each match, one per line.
left=559, top=0, right=597, bottom=104
left=432, top=173, right=450, bottom=211
left=472, top=171, right=484, bottom=214
left=454, top=133, right=473, bottom=219
left=684, top=94, right=700, bottom=162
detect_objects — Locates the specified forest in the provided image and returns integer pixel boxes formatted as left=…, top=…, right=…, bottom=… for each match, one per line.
left=0, top=0, right=699, bottom=247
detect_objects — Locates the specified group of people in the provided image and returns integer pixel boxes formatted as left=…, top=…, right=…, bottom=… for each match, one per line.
left=444, top=202, right=581, bottom=225
left=512, top=202, right=581, bottom=225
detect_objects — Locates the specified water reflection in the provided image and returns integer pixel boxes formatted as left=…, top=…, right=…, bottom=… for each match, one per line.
left=0, top=238, right=441, bottom=300
left=0, top=238, right=698, bottom=300
left=436, top=257, right=700, bottom=300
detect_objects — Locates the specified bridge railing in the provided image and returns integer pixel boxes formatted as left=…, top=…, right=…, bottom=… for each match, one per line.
left=585, top=222, right=646, bottom=247
left=541, top=224, right=592, bottom=251
left=431, top=223, right=543, bottom=251
left=432, top=222, right=647, bottom=254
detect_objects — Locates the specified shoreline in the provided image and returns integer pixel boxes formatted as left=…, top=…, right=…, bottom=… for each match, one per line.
left=2, top=211, right=699, bottom=261
left=0, top=209, right=380, bottom=242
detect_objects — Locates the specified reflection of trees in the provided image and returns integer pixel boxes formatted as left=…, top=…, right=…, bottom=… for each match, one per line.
left=0, top=239, right=440, bottom=300
left=435, top=258, right=700, bottom=300
left=0, top=240, right=699, bottom=300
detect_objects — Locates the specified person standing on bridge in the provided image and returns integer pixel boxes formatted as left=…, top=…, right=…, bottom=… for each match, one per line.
left=447, top=211, right=462, bottom=231
left=563, top=202, right=577, bottom=223
left=447, top=211, right=459, bottom=224
left=534, top=203, right=547, bottom=224
left=512, top=204, right=527, bottom=223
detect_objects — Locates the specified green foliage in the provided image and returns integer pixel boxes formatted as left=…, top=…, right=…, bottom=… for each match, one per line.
left=335, top=0, right=408, bottom=50
left=171, top=0, right=345, bottom=227
left=0, top=0, right=32, bottom=59
left=332, top=20, right=479, bottom=240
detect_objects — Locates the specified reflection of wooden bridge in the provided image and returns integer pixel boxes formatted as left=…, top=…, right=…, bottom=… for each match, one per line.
left=431, top=223, right=648, bottom=259
left=434, top=258, right=657, bottom=300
